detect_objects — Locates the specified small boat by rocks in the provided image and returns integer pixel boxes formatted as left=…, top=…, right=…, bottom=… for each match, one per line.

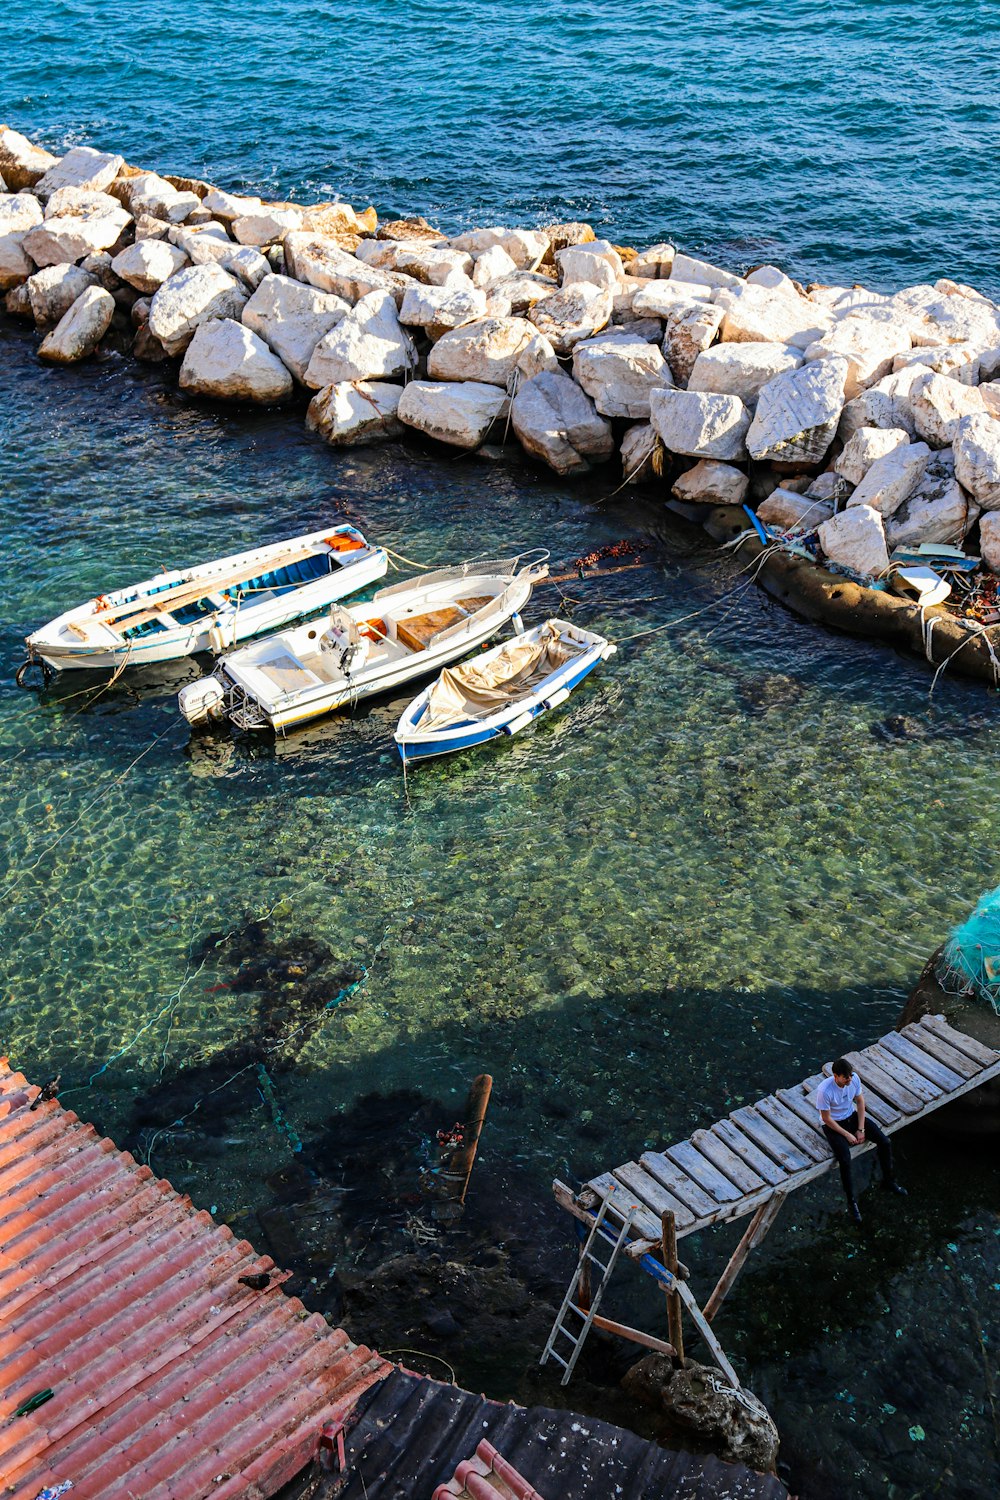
left=393, top=617, right=616, bottom=764
left=22, top=525, right=388, bottom=676
left=178, top=551, right=550, bottom=734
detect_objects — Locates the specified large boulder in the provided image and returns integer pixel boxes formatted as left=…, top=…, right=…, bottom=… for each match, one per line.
left=631, top=242, right=676, bottom=279
left=283, top=233, right=411, bottom=304
left=27, top=263, right=98, bottom=326
left=35, top=146, right=124, bottom=201
left=472, top=243, right=518, bottom=288
left=980, top=513, right=1000, bottom=572
left=170, top=223, right=269, bottom=288
left=817, top=504, right=889, bottom=578
left=306, top=381, right=404, bottom=446
left=528, top=283, right=612, bottom=356
left=232, top=206, right=304, bottom=246
left=620, top=422, right=664, bottom=484
left=717, top=283, right=834, bottom=349
left=111, top=238, right=189, bottom=293
left=837, top=365, right=929, bottom=442
left=241, top=273, right=350, bottom=383
left=650, top=387, right=750, bottom=461
left=178, top=318, right=294, bottom=402
left=397, top=379, right=508, bottom=450
left=367, top=243, right=473, bottom=286
left=450, top=226, right=548, bottom=268
left=688, top=341, right=802, bottom=404
left=427, top=316, right=538, bottom=388
left=746, top=356, right=849, bottom=465
left=846, top=440, right=931, bottom=517
left=397, top=281, right=487, bottom=334
left=118, top=171, right=200, bottom=223
left=304, top=289, right=416, bottom=388
left=670, top=252, right=742, bottom=291
left=886, top=451, right=980, bottom=548
left=672, top=459, right=748, bottom=507
left=631, top=281, right=711, bottom=319
left=804, top=314, right=912, bottom=399
left=910, top=371, right=1000, bottom=448
left=757, top=487, right=834, bottom=530
left=148, top=263, right=249, bottom=356
left=484, top=271, right=554, bottom=314
left=834, top=425, right=909, bottom=486
left=22, top=201, right=130, bottom=266
left=0, top=126, right=58, bottom=190
left=621, top=1357, right=778, bottom=1477
left=571, top=335, right=670, bottom=418
left=44, top=185, right=125, bottom=221
left=556, top=239, right=625, bottom=292
left=510, top=369, right=614, bottom=475
left=0, top=191, right=44, bottom=289
left=954, top=414, right=1000, bottom=509
left=37, top=285, right=114, bottom=363
left=662, top=301, right=724, bottom=385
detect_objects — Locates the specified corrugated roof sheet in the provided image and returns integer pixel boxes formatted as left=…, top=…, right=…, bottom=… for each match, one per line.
left=0, top=1059, right=389, bottom=1500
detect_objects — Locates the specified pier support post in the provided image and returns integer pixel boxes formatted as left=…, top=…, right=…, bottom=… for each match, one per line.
left=661, top=1210, right=684, bottom=1365
left=703, top=1191, right=787, bottom=1324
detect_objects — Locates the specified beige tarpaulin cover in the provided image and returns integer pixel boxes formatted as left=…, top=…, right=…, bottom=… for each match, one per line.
left=421, top=624, right=576, bottom=732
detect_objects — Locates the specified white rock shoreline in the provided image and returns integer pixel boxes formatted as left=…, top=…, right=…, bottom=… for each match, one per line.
left=5, top=124, right=1000, bottom=652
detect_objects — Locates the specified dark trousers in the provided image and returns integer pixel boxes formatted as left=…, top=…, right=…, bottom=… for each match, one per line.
left=822, top=1110, right=893, bottom=1202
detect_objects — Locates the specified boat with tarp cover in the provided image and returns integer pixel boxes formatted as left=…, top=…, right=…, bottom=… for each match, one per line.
left=22, top=525, right=387, bottom=675
left=178, top=551, right=550, bottom=734
left=394, top=617, right=615, bottom=764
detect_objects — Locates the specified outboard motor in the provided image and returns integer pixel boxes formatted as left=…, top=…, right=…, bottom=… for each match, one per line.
left=321, top=606, right=368, bottom=677
left=178, top=675, right=227, bottom=727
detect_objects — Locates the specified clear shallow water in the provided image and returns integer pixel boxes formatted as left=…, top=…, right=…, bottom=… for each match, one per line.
left=4, top=0, right=1000, bottom=294
left=2, top=328, right=1000, bottom=1495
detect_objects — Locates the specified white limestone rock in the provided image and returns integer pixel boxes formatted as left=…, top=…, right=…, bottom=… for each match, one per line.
left=148, top=263, right=249, bottom=356
left=662, top=301, right=724, bottom=386
left=837, top=366, right=928, bottom=443
left=283, top=233, right=411, bottom=304
left=179, top=317, right=294, bottom=402
left=632, top=281, right=713, bottom=318
left=670, top=252, right=742, bottom=291
left=27, top=263, right=98, bottom=326
left=304, top=289, right=417, bottom=388
left=169, top=223, right=268, bottom=288
left=241, top=273, right=350, bottom=383
left=631, top=243, right=675, bottom=279
left=497, top=229, right=548, bottom=269
left=44, top=186, right=126, bottom=221
left=22, top=210, right=129, bottom=266
left=35, top=146, right=124, bottom=201
left=398, top=281, right=488, bottom=334
left=834, top=426, right=909, bottom=486
left=516, top=331, right=560, bottom=382
left=111, top=238, right=189, bottom=293
left=305, top=381, right=404, bottom=446
left=397, top=379, right=508, bottom=450
left=746, top=357, right=849, bottom=465
left=892, top=340, right=983, bottom=384
left=846, top=440, right=931, bottom=517
left=472, top=243, right=518, bottom=288
left=688, top=341, right=802, bottom=404
left=426, top=316, right=538, bottom=388
left=571, top=335, right=670, bottom=418
left=358, top=242, right=473, bottom=286
left=910, top=372, right=995, bottom=449
left=232, top=206, right=304, bottom=246
left=217, top=245, right=270, bottom=291
left=0, top=192, right=44, bottom=288
left=0, top=192, right=44, bottom=233
left=528, top=283, right=613, bottom=356
left=120, top=172, right=200, bottom=223
left=649, top=387, right=750, bottom=461
left=484, top=272, right=554, bottom=313
left=979, top=513, right=1000, bottom=573
left=510, top=368, right=614, bottom=475
left=953, top=414, right=1000, bottom=509
left=747, top=265, right=800, bottom=296
left=0, top=127, right=57, bottom=190
left=717, top=284, right=835, bottom=350
left=817, top=505, right=889, bottom=579
left=757, top=488, right=834, bottom=530
left=202, top=187, right=264, bottom=223
left=37, top=284, right=114, bottom=363
left=620, top=422, right=663, bottom=483
left=556, top=240, right=625, bottom=292
left=885, top=451, right=980, bottom=549
left=672, top=459, right=748, bottom=508
left=804, top=314, right=911, bottom=400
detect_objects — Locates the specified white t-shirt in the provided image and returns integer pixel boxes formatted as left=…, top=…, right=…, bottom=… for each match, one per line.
left=816, top=1073, right=861, bottom=1121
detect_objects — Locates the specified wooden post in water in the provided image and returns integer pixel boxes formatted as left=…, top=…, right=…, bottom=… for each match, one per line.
left=454, top=1073, right=493, bottom=1205
left=661, top=1210, right=684, bottom=1365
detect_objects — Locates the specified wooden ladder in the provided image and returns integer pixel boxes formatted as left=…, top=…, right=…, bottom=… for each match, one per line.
left=540, top=1192, right=634, bottom=1386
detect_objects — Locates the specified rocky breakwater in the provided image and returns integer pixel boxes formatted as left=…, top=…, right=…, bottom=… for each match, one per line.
left=5, top=125, right=1000, bottom=678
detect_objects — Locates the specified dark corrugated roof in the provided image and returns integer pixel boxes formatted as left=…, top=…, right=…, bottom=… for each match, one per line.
left=329, top=1369, right=787, bottom=1500
left=0, top=1059, right=389, bottom=1500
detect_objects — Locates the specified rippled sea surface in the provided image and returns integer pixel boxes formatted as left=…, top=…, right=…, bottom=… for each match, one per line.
left=3, top=5, right=1000, bottom=1495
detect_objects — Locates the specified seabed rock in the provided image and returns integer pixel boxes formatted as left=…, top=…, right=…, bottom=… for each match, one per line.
left=37, top=285, right=115, bottom=363
left=622, top=1355, right=779, bottom=1475
left=510, top=368, right=614, bottom=476
left=306, top=381, right=403, bottom=446
left=397, top=379, right=508, bottom=450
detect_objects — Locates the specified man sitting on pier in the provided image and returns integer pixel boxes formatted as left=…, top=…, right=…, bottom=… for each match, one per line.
left=817, top=1059, right=907, bottom=1224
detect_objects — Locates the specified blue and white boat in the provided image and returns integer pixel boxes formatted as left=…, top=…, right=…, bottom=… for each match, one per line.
left=393, top=617, right=616, bottom=764
left=23, top=524, right=387, bottom=674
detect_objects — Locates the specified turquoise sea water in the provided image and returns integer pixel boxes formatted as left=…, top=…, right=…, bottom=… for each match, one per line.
left=3, top=5, right=1000, bottom=1494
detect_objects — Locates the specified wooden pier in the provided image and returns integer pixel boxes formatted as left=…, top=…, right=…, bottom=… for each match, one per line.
left=551, top=1014, right=1000, bottom=1386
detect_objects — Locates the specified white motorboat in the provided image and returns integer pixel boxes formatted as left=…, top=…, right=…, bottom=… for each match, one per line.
left=178, top=551, right=550, bottom=734
left=21, top=525, right=388, bottom=675
left=393, top=618, right=616, bottom=764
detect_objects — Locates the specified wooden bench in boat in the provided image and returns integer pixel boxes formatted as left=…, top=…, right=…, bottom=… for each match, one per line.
left=395, top=596, right=493, bottom=653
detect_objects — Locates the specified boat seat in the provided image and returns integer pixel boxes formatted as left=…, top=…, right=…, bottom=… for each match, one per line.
left=395, top=596, right=495, bottom=653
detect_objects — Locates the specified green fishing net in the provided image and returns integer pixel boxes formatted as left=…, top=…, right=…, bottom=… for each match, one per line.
left=937, top=887, right=1000, bottom=1014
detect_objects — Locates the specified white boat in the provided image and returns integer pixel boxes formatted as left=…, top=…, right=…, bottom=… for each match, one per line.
left=21, top=525, right=388, bottom=675
left=393, top=618, right=616, bottom=764
left=178, top=551, right=550, bottom=734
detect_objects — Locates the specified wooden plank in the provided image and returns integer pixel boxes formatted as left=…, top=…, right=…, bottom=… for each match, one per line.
left=864, top=1044, right=941, bottom=1105
left=711, top=1119, right=789, bottom=1186
left=755, top=1097, right=829, bottom=1162
left=639, top=1152, right=720, bottom=1219
left=665, top=1140, right=743, bottom=1203
left=729, top=1106, right=813, bottom=1173
left=690, top=1129, right=767, bottom=1195
left=675, top=1280, right=742, bottom=1389
left=899, top=1021, right=980, bottom=1079
left=583, top=1172, right=665, bottom=1241
left=880, top=1032, right=965, bottom=1091
left=589, top=1312, right=677, bottom=1358
left=830, top=1055, right=923, bottom=1115
left=921, top=1014, right=1000, bottom=1067
left=780, top=1082, right=898, bottom=1134
left=612, top=1163, right=697, bottom=1233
